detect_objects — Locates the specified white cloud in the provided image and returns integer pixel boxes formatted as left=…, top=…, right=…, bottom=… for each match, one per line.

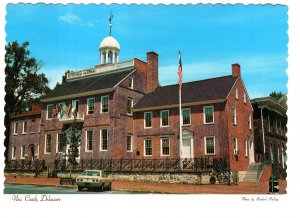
left=58, top=13, right=82, bottom=25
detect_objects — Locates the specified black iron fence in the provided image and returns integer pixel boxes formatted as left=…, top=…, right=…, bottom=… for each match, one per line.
left=5, top=157, right=228, bottom=174
left=4, top=159, right=46, bottom=174
left=53, top=157, right=228, bottom=173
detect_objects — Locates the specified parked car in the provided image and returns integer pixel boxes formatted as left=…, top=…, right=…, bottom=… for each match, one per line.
left=75, top=170, right=112, bottom=191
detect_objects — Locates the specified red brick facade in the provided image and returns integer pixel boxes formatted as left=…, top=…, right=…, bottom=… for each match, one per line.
left=132, top=65, right=254, bottom=172
left=8, top=52, right=254, bottom=173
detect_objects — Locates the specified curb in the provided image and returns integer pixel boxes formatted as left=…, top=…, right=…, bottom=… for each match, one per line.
left=4, top=182, right=77, bottom=189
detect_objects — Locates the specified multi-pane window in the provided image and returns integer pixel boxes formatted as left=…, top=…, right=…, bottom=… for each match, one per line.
left=235, top=87, right=238, bottom=99
left=101, top=96, right=109, bottom=113
left=21, top=145, right=26, bottom=159
left=127, top=135, right=132, bottom=152
left=86, top=130, right=93, bottom=151
left=128, top=77, right=133, bottom=89
left=87, top=98, right=95, bottom=115
left=232, top=108, right=237, bottom=125
left=144, top=112, right=152, bottom=128
left=13, top=122, right=18, bottom=135
left=22, top=121, right=28, bottom=134
left=160, top=110, right=169, bottom=127
left=47, top=104, right=54, bottom=119
left=57, top=133, right=65, bottom=153
left=233, top=137, right=238, bottom=154
left=45, top=134, right=51, bottom=153
left=205, top=136, right=215, bottom=155
left=100, top=129, right=108, bottom=151
left=127, top=98, right=133, bottom=115
left=243, top=92, right=246, bottom=103
left=244, top=140, right=248, bottom=157
left=204, top=106, right=214, bottom=124
left=12, top=146, right=16, bottom=159
left=144, top=139, right=152, bottom=156
left=161, top=138, right=170, bottom=156
left=248, top=114, right=252, bottom=129
left=182, top=108, right=191, bottom=125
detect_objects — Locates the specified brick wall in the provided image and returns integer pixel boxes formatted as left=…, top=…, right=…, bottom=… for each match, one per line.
left=9, top=115, right=41, bottom=161
left=225, top=68, right=254, bottom=172
left=133, top=102, right=230, bottom=160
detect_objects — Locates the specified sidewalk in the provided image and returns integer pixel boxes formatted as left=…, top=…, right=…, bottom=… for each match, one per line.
left=4, top=175, right=287, bottom=194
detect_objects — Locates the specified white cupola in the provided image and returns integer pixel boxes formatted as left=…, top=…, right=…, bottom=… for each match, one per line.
left=99, top=12, right=120, bottom=64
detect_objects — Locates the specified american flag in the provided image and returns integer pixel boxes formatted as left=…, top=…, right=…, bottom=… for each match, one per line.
left=178, top=51, right=182, bottom=88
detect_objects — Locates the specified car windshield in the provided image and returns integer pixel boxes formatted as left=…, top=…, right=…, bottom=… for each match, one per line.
left=81, top=171, right=100, bottom=176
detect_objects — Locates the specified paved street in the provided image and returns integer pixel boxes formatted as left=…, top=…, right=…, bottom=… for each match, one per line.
left=4, top=184, right=137, bottom=194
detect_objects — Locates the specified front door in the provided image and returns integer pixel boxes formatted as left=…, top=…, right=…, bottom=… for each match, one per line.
left=249, top=141, right=255, bottom=164
left=181, top=138, right=194, bottom=159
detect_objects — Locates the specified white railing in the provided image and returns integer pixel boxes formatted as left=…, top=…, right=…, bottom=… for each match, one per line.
left=58, top=111, right=84, bottom=123
left=66, top=59, right=134, bottom=80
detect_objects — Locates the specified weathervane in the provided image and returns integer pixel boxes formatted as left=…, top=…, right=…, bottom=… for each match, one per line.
left=109, top=11, right=113, bottom=36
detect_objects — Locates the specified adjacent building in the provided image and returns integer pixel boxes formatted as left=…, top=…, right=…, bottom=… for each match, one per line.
left=251, top=95, right=287, bottom=178
left=9, top=104, right=41, bottom=161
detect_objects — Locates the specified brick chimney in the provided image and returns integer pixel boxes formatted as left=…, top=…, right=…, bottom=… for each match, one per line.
left=146, top=51, right=158, bottom=93
left=232, top=63, right=241, bottom=77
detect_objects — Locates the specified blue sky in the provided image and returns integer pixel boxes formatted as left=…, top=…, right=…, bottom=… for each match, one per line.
left=6, top=4, right=288, bottom=98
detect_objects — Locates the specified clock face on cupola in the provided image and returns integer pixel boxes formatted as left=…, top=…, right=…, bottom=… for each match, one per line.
left=99, top=12, right=120, bottom=65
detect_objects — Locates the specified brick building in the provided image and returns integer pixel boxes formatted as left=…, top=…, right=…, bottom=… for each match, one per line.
left=251, top=95, right=287, bottom=178
left=9, top=104, right=41, bottom=161
left=132, top=64, right=254, bottom=172
left=8, top=31, right=256, bottom=174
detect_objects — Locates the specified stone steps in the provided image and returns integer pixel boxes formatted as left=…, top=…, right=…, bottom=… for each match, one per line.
left=242, top=163, right=263, bottom=182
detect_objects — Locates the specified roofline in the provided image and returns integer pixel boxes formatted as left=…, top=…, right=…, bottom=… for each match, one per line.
left=41, top=88, right=115, bottom=103
left=41, top=69, right=136, bottom=103
left=132, top=99, right=225, bottom=112
left=157, top=75, right=234, bottom=89
left=251, top=96, right=287, bottom=113
left=113, top=69, right=136, bottom=88
left=277, top=94, right=287, bottom=103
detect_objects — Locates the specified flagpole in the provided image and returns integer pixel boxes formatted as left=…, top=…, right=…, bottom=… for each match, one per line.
left=178, top=50, right=183, bottom=160
left=179, top=84, right=183, bottom=159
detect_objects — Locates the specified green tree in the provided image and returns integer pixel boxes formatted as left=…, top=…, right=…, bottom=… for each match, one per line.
left=65, top=121, right=81, bottom=173
left=5, top=41, right=50, bottom=161
left=269, top=91, right=284, bottom=100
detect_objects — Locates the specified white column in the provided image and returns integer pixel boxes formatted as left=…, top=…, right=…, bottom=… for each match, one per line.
left=112, top=51, right=116, bottom=63
left=100, top=52, right=103, bottom=64
left=260, top=107, right=266, bottom=157
left=116, top=53, right=119, bottom=63
left=105, top=50, right=109, bottom=64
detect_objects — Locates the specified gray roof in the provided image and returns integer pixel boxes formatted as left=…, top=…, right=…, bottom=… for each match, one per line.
left=133, top=75, right=238, bottom=110
left=42, top=70, right=133, bottom=100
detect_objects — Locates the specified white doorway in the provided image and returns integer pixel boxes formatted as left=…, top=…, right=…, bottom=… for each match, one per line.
left=180, top=130, right=194, bottom=159
left=249, top=141, right=255, bottom=164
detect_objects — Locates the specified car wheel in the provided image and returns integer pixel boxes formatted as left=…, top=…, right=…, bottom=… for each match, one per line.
left=78, top=186, right=83, bottom=191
